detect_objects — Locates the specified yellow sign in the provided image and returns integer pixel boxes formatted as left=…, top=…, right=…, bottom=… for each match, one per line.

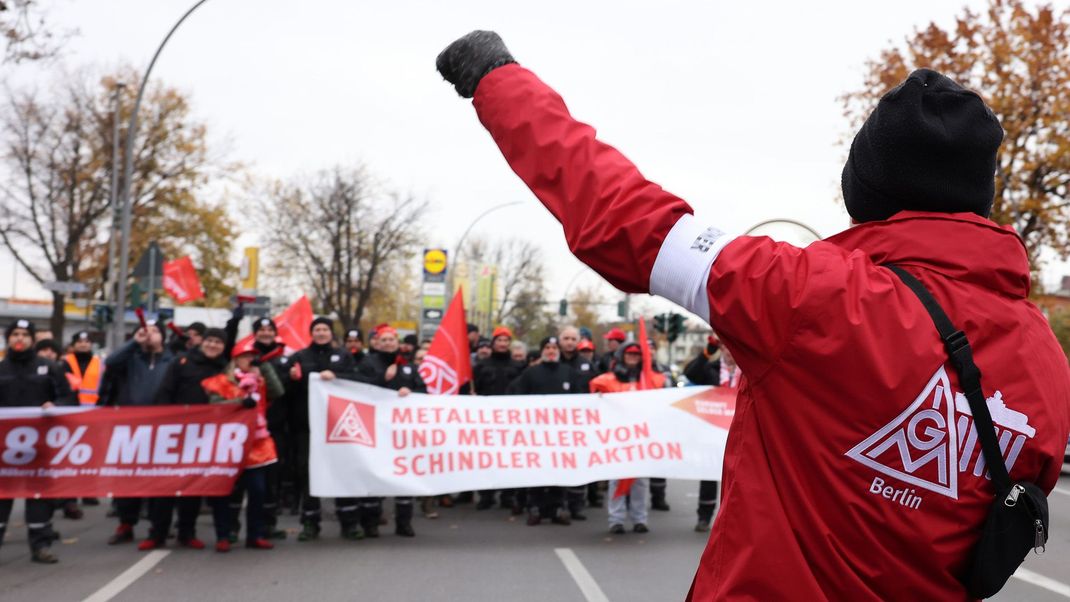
left=240, top=247, right=259, bottom=294
left=423, top=249, right=447, bottom=275
left=390, top=320, right=418, bottom=331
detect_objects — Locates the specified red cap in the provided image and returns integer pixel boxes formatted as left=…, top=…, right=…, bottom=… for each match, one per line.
left=577, top=339, right=595, bottom=351
left=491, top=326, right=513, bottom=340
left=377, top=326, right=399, bottom=338
left=231, top=337, right=257, bottom=358
left=603, top=327, right=626, bottom=342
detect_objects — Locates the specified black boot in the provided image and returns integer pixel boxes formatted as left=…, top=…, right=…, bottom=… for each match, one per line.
left=394, top=498, right=414, bottom=536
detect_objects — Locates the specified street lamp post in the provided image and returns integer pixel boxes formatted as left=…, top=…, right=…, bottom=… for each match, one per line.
left=112, top=0, right=213, bottom=348
left=448, top=201, right=523, bottom=316
left=105, top=82, right=125, bottom=350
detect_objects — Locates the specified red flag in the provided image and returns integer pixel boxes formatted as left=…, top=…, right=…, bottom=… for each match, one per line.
left=162, top=256, right=205, bottom=304
left=233, top=295, right=314, bottom=355
left=614, top=316, right=660, bottom=499
left=419, top=289, right=473, bottom=395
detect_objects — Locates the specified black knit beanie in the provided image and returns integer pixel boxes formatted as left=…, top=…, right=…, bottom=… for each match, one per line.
left=310, top=316, right=334, bottom=334
left=5, top=318, right=36, bottom=340
left=252, top=317, right=277, bottom=333
left=203, top=327, right=227, bottom=343
left=842, top=69, right=1004, bottom=223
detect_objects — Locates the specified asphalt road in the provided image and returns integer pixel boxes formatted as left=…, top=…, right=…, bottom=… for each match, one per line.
left=1, top=476, right=1068, bottom=601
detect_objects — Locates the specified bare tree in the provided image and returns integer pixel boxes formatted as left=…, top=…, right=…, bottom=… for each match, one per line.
left=461, top=236, right=554, bottom=342
left=0, top=69, right=221, bottom=334
left=0, top=0, right=73, bottom=63
left=252, top=166, right=428, bottom=329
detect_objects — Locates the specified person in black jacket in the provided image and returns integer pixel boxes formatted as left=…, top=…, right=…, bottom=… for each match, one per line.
left=138, top=327, right=232, bottom=552
left=355, top=326, right=425, bottom=537
left=0, top=319, right=75, bottom=564
left=508, top=336, right=580, bottom=526
left=287, top=317, right=363, bottom=542
left=681, top=335, right=724, bottom=532
left=250, top=316, right=292, bottom=538
left=557, top=327, right=599, bottom=518
left=471, top=326, right=525, bottom=512
left=343, top=327, right=366, bottom=365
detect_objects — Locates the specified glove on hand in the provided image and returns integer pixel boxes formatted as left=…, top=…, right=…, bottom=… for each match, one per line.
left=436, top=30, right=515, bottom=98
left=241, top=396, right=257, bottom=409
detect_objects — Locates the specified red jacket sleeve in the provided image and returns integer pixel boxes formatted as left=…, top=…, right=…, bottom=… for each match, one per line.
left=472, top=64, right=696, bottom=293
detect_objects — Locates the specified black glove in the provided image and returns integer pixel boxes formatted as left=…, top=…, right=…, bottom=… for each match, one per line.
left=436, top=30, right=516, bottom=98
left=241, top=396, right=257, bottom=409
left=232, top=304, right=245, bottom=321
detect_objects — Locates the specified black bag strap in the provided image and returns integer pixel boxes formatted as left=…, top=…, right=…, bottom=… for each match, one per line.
left=884, top=265, right=1013, bottom=494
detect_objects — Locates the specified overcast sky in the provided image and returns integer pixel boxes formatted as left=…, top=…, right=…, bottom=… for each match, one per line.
left=2, top=0, right=1064, bottom=321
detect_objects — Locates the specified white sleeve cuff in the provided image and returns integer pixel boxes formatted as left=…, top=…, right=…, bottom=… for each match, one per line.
left=648, top=213, right=733, bottom=323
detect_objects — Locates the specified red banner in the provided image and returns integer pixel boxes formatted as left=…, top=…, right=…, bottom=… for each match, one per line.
left=162, top=256, right=205, bottom=304
left=419, top=289, right=472, bottom=394
left=0, top=405, right=257, bottom=498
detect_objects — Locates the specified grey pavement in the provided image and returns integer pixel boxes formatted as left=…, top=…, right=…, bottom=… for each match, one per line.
left=1, top=476, right=1068, bottom=601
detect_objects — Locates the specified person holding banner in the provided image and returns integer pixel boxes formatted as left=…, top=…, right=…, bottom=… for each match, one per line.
left=590, top=341, right=665, bottom=533
left=472, top=326, right=526, bottom=513
left=202, top=338, right=282, bottom=552
left=436, top=33, right=1070, bottom=600
left=288, top=317, right=363, bottom=542
left=356, top=326, right=426, bottom=537
left=508, top=336, right=581, bottom=527
left=0, top=319, right=74, bottom=564
left=103, top=321, right=175, bottom=545
left=138, top=327, right=233, bottom=552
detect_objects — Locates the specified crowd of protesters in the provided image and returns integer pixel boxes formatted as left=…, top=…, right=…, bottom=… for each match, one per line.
left=0, top=310, right=732, bottom=564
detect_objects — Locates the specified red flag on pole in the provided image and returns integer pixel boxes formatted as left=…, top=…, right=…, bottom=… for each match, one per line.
left=232, top=295, right=314, bottom=355
left=161, top=256, right=204, bottom=304
left=419, top=289, right=473, bottom=395
left=613, top=315, right=659, bottom=499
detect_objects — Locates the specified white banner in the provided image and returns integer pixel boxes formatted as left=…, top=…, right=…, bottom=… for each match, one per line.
left=309, top=375, right=736, bottom=497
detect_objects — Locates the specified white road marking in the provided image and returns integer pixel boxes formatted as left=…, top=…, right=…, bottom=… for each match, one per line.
left=1012, top=568, right=1070, bottom=598
left=82, top=550, right=170, bottom=602
left=1052, top=486, right=1070, bottom=498
left=555, top=548, right=610, bottom=602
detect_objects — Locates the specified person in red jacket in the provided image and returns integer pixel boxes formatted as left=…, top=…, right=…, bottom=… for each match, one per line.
left=437, top=32, right=1070, bottom=601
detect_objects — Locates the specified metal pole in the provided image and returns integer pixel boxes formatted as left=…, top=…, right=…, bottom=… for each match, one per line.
left=105, top=83, right=125, bottom=349
left=113, top=0, right=212, bottom=347
left=147, top=244, right=156, bottom=315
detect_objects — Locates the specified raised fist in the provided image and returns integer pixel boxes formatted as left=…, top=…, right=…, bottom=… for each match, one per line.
left=436, top=30, right=515, bottom=98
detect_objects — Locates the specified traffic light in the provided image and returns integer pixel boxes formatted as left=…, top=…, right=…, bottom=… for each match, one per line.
left=558, top=299, right=568, bottom=316
left=667, top=313, right=686, bottom=343
left=653, top=313, right=667, bottom=333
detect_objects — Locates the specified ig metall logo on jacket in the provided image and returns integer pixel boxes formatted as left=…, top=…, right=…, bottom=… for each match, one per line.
left=845, top=366, right=1036, bottom=507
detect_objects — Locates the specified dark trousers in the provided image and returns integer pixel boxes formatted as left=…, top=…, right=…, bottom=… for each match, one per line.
left=149, top=497, right=201, bottom=542
left=697, top=480, right=720, bottom=522
left=359, top=497, right=413, bottom=529
left=527, top=487, right=564, bottom=515
left=0, top=498, right=56, bottom=551
left=116, top=497, right=145, bottom=526
left=566, top=485, right=587, bottom=512
left=296, top=430, right=359, bottom=528
left=210, top=467, right=268, bottom=544
left=650, top=478, right=668, bottom=501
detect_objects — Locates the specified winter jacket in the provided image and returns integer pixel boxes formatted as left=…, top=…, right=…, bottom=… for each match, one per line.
left=472, top=350, right=524, bottom=396
left=358, top=350, right=427, bottom=393
left=507, top=361, right=581, bottom=395
left=683, top=349, right=721, bottom=386
left=154, top=348, right=228, bottom=406
left=287, top=342, right=360, bottom=431
left=254, top=339, right=291, bottom=431
left=560, top=352, right=598, bottom=392
left=103, top=340, right=174, bottom=406
left=471, top=63, right=1070, bottom=601
left=204, top=362, right=283, bottom=469
left=0, top=348, right=75, bottom=407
